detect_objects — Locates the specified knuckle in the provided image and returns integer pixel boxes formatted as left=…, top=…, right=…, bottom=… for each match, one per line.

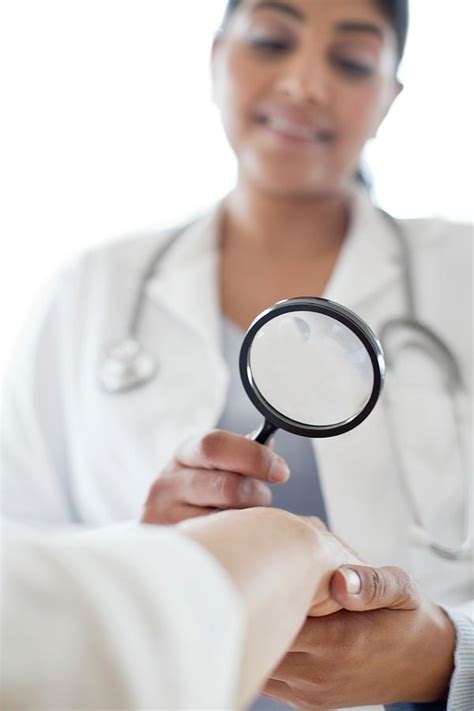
left=216, top=472, right=239, bottom=505
left=387, top=565, right=408, bottom=584
left=366, top=566, right=387, bottom=605
left=363, top=565, right=420, bottom=608
left=388, top=566, right=419, bottom=606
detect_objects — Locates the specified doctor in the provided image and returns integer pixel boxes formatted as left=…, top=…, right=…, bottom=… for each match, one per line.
left=1, top=0, right=472, bottom=709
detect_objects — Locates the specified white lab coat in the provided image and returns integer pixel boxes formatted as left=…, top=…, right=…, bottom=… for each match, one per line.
left=1, top=523, right=244, bottom=710
left=1, top=185, right=472, bottom=615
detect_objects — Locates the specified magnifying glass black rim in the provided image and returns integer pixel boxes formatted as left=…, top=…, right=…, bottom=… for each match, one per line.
left=239, top=296, right=385, bottom=438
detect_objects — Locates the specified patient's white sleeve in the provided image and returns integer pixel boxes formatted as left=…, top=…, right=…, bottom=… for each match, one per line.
left=1, top=525, right=245, bottom=710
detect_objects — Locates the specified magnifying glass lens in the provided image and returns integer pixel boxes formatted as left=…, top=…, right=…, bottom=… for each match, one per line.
left=249, top=311, right=374, bottom=426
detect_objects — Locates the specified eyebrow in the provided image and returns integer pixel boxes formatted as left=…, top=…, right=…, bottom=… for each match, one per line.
left=252, top=1, right=305, bottom=22
left=251, top=5, right=385, bottom=41
left=335, top=21, right=384, bottom=41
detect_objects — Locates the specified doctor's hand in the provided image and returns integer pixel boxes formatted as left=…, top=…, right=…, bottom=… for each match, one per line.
left=263, top=564, right=456, bottom=709
left=142, top=430, right=289, bottom=524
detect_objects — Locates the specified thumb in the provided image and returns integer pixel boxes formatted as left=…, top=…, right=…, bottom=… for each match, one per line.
left=330, top=564, right=420, bottom=612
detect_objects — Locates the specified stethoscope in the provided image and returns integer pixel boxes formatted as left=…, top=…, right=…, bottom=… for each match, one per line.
left=377, top=210, right=472, bottom=561
left=99, top=212, right=472, bottom=561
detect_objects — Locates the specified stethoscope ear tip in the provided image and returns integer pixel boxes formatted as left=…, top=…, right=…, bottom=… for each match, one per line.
left=100, top=339, right=157, bottom=393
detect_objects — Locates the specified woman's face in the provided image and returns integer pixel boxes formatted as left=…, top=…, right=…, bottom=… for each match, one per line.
left=212, top=0, right=402, bottom=197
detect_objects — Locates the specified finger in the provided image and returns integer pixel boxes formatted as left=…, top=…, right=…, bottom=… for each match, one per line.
left=181, top=468, right=272, bottom=508
left=176, top=430, right=290, bottom=483
left=330, top=564, right=420, bottom=612
left=142, top=502, right=216, bottom=525
left=262, top=679, right=294, bottom=705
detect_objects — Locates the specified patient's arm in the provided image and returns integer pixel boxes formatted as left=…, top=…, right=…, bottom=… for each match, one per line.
left=179, top=507, right=361, bottom=708
left=2, top=511, right=359, bottom=711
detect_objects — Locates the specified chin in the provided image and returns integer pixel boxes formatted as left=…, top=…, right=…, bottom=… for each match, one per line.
left=242, top=159, right=344, bottom=200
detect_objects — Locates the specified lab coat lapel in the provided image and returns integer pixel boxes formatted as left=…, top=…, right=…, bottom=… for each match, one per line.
left=145, top=210, right=223, bottom=356
left=324, top=185, right=400, bottom=312
left=142, top=207, right=230, bottom=451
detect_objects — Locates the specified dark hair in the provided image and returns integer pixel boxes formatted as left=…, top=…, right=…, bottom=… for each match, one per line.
left=222, top=0, right=409, bottom=66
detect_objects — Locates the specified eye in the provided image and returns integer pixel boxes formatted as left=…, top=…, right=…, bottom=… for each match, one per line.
left=333, top=57, right=375, bottom=78
left=247, top=35, right=292, bottom=55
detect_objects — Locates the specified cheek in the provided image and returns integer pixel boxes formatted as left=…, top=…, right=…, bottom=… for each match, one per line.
left=334, top=82, right=390, bottom=145
left=216, top=48, right=266, bottom=140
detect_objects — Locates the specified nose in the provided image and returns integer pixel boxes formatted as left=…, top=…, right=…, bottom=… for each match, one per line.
left=274, top=52, right=329, bottom=105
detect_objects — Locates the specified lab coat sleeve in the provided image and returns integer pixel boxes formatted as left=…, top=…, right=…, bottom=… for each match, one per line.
left=1, top=265, right=81, bottom=525
left=1, top=523, right=245, bottom=711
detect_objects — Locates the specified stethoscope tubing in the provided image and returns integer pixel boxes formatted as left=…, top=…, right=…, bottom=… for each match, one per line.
left=127, top=227, right=184, bottom=340
left=378, top=211, right=472, bottom=560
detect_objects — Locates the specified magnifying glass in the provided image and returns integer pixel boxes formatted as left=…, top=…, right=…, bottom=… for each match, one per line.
left=239, top=297, right=385, bottom=444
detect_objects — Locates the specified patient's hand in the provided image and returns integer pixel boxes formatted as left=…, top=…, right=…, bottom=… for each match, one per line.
left=298, top=516, right=364, bottom=616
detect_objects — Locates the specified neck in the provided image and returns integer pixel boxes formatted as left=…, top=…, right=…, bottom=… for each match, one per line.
left=222, top=178, right=352, bottom=260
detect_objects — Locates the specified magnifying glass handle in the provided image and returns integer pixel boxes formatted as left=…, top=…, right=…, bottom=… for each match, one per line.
left=251, top=419, right=278, bottom=445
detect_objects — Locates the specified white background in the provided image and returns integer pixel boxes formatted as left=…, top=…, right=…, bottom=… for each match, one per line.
left=0, top=0, right=472, bottom=373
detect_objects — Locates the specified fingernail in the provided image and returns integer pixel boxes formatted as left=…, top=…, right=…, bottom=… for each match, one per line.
left=269, top=456, right=290, bottom=483
left=340, top=568, right=362, bottom=594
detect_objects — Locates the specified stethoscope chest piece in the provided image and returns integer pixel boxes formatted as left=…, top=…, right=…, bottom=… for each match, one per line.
left=100, top=339, right=157, bottom=393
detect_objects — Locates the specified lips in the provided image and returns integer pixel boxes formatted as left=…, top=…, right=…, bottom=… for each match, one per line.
left=255, top=108, right=335, bottom=144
